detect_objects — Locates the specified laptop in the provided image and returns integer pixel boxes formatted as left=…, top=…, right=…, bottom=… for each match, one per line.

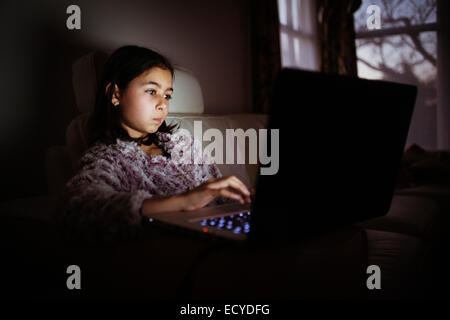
left=146, top=68, right=417, bottom=246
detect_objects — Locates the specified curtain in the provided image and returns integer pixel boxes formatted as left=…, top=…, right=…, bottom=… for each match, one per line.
left=316, top=0, right=361, bottom=76
left=251, top=0, right=282, bottom=114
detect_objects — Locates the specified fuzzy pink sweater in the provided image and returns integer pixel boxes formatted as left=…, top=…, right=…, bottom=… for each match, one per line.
left=61, top=130, right=229, bottom=242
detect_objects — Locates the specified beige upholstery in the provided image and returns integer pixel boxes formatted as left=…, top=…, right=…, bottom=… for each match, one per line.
left=356, top=194, right=444, bottom=240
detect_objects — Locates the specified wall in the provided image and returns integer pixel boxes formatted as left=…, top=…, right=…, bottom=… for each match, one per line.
left=0, top=0, right=252, bottom=201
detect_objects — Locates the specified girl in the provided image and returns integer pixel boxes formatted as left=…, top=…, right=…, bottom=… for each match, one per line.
left=61, top=45, right=251, bottom=243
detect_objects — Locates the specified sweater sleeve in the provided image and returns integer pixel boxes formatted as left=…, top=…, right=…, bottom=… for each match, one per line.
left=61, top=147, right=153, bottom=243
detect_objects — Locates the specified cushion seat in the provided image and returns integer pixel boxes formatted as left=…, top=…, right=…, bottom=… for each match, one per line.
left=364, top=229, right=427, bottom=299
left=355, top=194, right=447, bottom=242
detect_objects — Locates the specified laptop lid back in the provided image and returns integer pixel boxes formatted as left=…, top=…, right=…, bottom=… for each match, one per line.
left=249, top=68, right=417, bottom=245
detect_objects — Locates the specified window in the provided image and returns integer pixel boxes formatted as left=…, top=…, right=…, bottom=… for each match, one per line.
left=354, top=0, right=438, bottom=149
left=277, top=0, right=319, bottom=71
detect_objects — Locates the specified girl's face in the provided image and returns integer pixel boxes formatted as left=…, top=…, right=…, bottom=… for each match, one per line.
left=111, top=67, right=173, bottom=139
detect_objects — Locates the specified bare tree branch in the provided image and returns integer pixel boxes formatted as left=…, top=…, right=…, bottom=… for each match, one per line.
left=354, top=0, right=437, bottom=84
left=382, top=16, right=437, bottom=66
left=407, top=32, right=437, bottom=66
left=419, top=0, right=436, bottom=24
left=358, top=57, right=380, bottom=71
left=358, top=56, right=405, bottom=80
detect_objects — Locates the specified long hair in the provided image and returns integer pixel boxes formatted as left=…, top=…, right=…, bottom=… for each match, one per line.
left=88, top=45, right=178, bottom=147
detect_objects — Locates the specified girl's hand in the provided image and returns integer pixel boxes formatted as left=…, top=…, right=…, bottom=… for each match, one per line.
left=181, top=176, right=252, bottom=211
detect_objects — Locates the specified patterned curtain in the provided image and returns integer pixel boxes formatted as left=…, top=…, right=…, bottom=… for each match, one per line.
left=251, top=0, right=282, bottom=114
left=316, top=0, right=362, bottom=76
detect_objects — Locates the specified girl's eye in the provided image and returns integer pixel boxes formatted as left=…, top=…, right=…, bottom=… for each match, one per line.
left=146, top=90, right=171, bottom=100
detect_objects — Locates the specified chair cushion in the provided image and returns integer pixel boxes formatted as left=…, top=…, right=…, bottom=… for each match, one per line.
left=169, top=66, right=204, bottom=113
left=365, top=229, right=426, bottom=299
left=356, top=193, right=450, bottom=241
left=65, top=112, right=91, bottom=170
left=72, top=51, right=99, bottom=114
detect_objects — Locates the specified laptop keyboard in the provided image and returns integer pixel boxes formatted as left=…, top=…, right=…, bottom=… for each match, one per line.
left=198, top=211, right=252, bottom=234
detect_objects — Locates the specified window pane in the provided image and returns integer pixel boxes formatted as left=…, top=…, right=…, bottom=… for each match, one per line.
left=293, top=37, right=300, bottom=65
left=354, top=0, right=437, bottom=33
left=278, top=0, right=288, bottom=26
left=291, top=0, right=299, bottom=30
left=282, top=35, right=318, bottom=71
left=356, top=32, right=437, bottom=149
left=298, top=37, right=319, bottom=70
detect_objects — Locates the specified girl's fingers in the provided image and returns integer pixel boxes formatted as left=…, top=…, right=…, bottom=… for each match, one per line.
left=208, top=176, right=250, bottom=197
left=214, top=188, right=245, bottom=204
left=212, top=182, right=250, bottom=203
left=225, top=186, right=251, bottom=203
left=229, top=176, right=250, bottom=195
left=226, top=180, right=251, bottom=202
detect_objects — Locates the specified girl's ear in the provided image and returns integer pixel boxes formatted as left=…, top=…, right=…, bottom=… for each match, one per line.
left=106, top=82, right=121, bottom=106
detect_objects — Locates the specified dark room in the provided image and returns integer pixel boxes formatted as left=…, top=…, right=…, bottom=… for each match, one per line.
left=0, top=0, right=449, bottom=309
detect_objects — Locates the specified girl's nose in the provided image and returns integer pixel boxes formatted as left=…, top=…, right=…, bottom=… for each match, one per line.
left=156, top=101, right=167, bottom=111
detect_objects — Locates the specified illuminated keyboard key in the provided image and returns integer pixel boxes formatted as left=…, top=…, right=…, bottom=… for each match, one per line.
left=233, top=226, right=242, bottom=234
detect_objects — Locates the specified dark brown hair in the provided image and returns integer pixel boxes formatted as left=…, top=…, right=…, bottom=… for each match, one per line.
left=88, top=45, right=178, bottom=147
